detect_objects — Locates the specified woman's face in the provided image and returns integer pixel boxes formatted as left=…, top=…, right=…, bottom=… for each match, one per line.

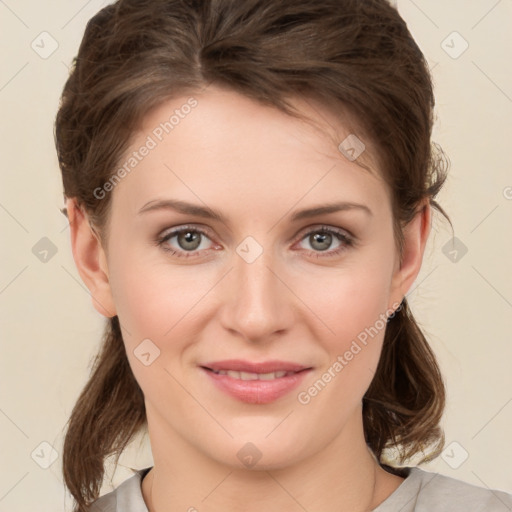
left=75, top=85, right=428, bottom=469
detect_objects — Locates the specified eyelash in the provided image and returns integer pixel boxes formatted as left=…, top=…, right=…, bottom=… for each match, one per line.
left=155, top=224, right=355, bottom=260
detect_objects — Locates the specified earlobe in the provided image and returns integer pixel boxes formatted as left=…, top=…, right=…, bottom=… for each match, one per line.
left=65, top=198, right=117, bottom=318
left=389, top=200, right=432, bottom=308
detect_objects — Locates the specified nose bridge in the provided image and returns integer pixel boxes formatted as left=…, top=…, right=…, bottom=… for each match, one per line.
left=221, top=239, right=292, bottom=341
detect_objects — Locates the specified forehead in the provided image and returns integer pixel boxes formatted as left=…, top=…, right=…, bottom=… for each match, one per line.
left=140, top=85, right=379, bottom=168
left=110, top=85, right=389, bottom=220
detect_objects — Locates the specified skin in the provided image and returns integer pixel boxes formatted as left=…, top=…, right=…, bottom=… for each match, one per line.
left=67, top=84, right=431, bottom=512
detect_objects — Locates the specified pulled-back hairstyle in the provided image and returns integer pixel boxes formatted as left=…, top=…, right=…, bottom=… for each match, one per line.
left=55, top=0, right=451, bottom=510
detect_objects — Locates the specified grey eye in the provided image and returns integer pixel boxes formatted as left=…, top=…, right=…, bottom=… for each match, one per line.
left=176, top=230, right=203, bottom=251
left=308, top=232, right=333, bottom=251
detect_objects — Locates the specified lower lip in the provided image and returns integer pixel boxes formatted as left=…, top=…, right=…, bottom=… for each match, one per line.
left=202, top=368, right=311, bottom=404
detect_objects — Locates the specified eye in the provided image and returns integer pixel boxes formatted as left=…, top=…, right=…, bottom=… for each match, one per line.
left=156, top=225, right=216, bottom=258
left=295, top=226, right=354, bottom=258
left=155, top=224, right=355, bottom=260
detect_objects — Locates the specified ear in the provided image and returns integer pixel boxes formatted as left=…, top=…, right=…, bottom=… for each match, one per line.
left=388, top=199, right=432, bottom=310
left=65, top=197, right=117, bottom=318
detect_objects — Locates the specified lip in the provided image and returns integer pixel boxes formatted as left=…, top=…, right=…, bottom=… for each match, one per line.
left=203, top=359, right=310, bottom=373
left=200, top=359, right=312, bottom=404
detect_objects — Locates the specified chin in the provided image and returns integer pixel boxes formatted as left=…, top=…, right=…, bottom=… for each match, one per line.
left=203, top=428, right=313, bottom=471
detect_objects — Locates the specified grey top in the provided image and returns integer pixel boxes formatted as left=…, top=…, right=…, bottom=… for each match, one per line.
left=88, top=465, right=512, bottom=511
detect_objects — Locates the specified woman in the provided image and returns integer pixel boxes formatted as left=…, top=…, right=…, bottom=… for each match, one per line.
left=55, top=0, right=512, bottom=511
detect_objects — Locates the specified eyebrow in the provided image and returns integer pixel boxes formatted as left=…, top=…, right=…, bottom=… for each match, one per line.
left=137, top=198, right=373, bottom=222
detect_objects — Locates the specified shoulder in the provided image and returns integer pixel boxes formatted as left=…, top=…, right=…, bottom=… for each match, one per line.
left=413, top=467, right=512, bottom=511
left=86, top=467, right=152, bottom=512
left=88, top=492, right=116, bottom=512
left=375, top=466, right=512, bottom=512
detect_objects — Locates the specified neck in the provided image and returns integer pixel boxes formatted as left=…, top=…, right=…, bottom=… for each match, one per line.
left=141, top=405, right=404, bottom=512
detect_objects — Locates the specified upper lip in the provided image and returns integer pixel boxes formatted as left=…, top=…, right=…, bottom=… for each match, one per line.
left=201, top=359, right=311, bottom=373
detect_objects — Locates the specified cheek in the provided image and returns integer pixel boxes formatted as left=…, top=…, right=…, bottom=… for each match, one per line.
left=292, top=253, right=394, bottom=406
left=108, top=245, right=200, bottom=335
left=107, top=258, right=201, bottom=393
left=296, top=259, right=393, bottom=352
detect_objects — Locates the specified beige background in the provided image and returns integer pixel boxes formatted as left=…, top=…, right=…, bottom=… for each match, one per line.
left=1, top=1, right=511, bottom=510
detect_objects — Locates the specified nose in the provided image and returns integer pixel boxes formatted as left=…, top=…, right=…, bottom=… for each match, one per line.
left=218, top=244, right=295, bottom=343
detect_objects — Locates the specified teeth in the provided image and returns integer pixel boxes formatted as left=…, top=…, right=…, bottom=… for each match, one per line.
left=239, top=371, right=259, bottom=380
left=258, top=372, right=279, bottom=380
left=211, top=369, right=291, bottom=380
left=258, top=370, right=288, bottom=379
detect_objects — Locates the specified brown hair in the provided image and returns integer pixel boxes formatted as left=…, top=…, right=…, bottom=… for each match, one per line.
left=55, top=0, right=451, bottom=510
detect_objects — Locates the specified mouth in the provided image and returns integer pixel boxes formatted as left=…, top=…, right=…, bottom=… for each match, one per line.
left=200, top=360, right=312, bottom=404
left=205, top=369, right=300, bottom=380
